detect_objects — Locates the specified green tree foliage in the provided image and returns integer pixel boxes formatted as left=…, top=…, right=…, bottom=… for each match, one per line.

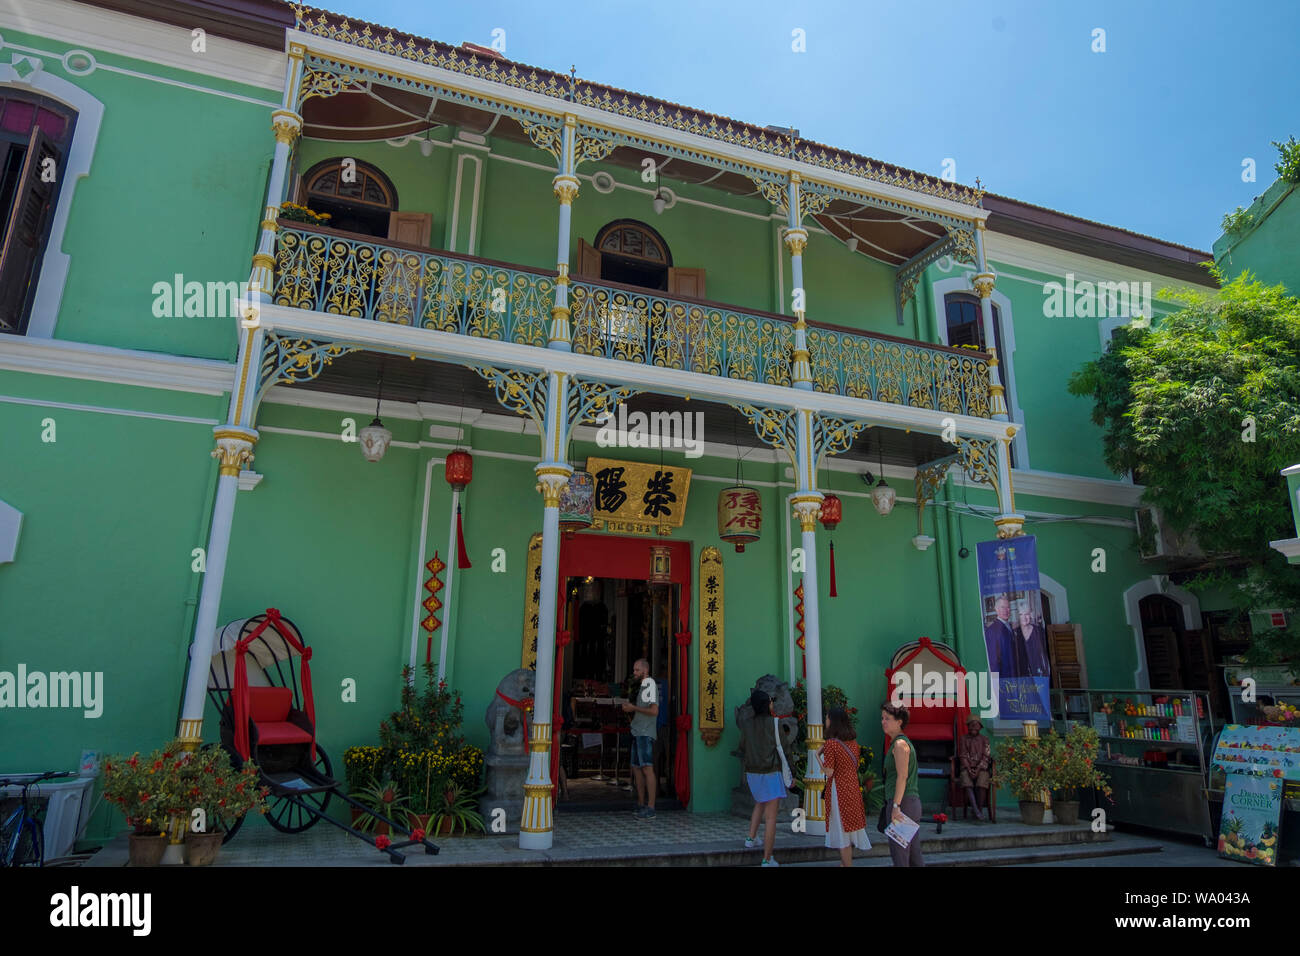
left=1067, top=272, right=1300, bottom=661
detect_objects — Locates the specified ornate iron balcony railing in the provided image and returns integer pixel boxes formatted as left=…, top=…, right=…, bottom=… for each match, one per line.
left=273, top=222, right=991, bottom=417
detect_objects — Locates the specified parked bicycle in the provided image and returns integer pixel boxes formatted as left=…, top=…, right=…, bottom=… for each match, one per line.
left=0, top=771, right=77, bottom=867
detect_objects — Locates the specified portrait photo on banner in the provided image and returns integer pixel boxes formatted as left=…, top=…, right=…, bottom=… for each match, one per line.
left=976, top=537, right=1052, bottom=722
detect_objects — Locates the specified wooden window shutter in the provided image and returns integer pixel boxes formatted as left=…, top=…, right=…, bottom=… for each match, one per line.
left=387, top=211, right=432, bottom=248
left=1142, top=626, right=1181, bottom=688
left=576, top=238, right=601, bottom=279
left=0, top=128, right=60, bottom=334
left=1047, top=623, right=1088, bottom=689
left=668, top=267, right=705, bottom=299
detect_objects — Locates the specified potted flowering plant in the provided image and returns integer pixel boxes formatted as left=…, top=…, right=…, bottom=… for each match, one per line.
left=178, top=747, right=268, bottom=865
left=278, top=201, right=331, bottom=226
left=993, top=735, right=1051, bottom=824
left=1045, top=725, right=1112, bottom=825
left=102, top=745, right=176, bottom=865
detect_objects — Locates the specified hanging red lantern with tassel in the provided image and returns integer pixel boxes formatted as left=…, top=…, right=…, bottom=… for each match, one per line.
left=445, top=450, right=473, bottom=569
left=819, top=493, right=841, bottom=598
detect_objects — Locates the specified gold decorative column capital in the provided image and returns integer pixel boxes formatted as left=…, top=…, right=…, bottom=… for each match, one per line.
left=270, top=109, right=303, bottom=145
left=792, top=495, right=823, bottom=533
left=535, top=465, right=572, bottom=508
left=212, top=426, right=258, bottom=477
left=972, top=271, right=996, bottom=299
left=553, top=175, right=580, bottom=205
left=784, top=227, right=809, bottom=256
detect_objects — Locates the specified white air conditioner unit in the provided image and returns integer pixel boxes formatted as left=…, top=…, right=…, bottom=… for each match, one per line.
left=1135, top=507, right=1206, bottom=560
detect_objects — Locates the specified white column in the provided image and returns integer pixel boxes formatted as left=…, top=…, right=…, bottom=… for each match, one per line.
left=992, top=436, right=1025, bottom=539
left=520, top=370, right=572, bottom=849
left=973, top=226, right=1008, bottom=421
left=177, top=428, right=256, bottom=747
left=549, top=115, right=578, bottom=350
left=792, top=408, right=826, bottom=835
left=175, top=49, right=304, bottom=749
left=785, top=174, right=812, bottom=390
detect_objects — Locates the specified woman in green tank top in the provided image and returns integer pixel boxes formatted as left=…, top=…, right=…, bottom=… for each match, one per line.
left=880, top=702, right=925, bottom=866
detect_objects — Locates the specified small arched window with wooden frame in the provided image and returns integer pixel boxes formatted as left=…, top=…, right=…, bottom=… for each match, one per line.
left=0, top=89, right=76, bottom=335
left=298, top=158, right=430, bottom=245
left=577, top=219, right=704, bottom=298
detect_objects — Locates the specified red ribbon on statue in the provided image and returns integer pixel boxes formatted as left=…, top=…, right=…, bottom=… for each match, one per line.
left=674, top=628, right=692, bottom=807
left=496, top=690, right=534, bottom=759
left=550, top=629, right=572, bottom=794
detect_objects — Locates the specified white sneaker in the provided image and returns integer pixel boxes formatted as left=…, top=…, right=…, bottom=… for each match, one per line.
left=761, top=857, right=780, bottom=867
left=744, top=837, right=757, bottom=849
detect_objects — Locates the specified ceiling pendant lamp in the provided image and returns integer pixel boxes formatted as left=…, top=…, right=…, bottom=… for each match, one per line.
left=358, top=364, right=392, bottom=463
left=718, top=451, right=761, bottom=553
left=870, top=437, right=897, bottom=516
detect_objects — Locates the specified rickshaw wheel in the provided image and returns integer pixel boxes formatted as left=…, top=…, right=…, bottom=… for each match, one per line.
left=265, top=746, right=333, bottom=833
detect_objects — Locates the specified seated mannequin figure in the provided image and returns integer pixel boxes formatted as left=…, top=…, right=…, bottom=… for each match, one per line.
left=959, top=715, right=991, bottom=821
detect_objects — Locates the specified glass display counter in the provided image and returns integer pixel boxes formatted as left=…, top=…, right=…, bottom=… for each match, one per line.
left=1051, top=687, right=1216, bottom=843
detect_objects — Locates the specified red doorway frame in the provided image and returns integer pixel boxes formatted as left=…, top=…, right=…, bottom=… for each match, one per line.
left=553, top=532, right=693, bottom=807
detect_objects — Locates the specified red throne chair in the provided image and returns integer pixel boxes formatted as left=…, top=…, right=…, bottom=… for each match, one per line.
left=883, top=637, right=973, bottom=818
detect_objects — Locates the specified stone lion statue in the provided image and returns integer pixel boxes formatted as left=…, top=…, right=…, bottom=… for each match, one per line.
left=734, top=674, right=799, bottom=786
left=485, top=668, right=536, bottom=757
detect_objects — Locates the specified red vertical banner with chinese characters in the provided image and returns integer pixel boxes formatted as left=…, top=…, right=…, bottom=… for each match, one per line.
left=698, top=547, right=724, bottom=746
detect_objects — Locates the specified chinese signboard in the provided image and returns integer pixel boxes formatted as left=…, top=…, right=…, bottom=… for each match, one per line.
left=698, top=547, right=724, bottom=746
left=586, top=456, right=692, bottom=536
left=520, top=532, right=543, bottom=670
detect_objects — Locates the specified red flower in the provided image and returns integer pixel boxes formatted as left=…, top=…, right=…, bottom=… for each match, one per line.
left=375, top=835, right=391, bottom=850
left=412, top=828, right=426, bottom=841
left=127, top=756, right=139, bottom=768
left=215, top=778, right=224, bottom=787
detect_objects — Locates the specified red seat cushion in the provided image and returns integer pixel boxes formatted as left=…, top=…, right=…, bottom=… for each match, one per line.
left=906, top=724, right=954, bottom=741
left=256, top=721, right=313, bottom=746
left=248, top=687, right=292, bottom=723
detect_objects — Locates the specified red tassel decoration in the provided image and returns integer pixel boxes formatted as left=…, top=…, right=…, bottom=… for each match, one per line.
left=455, top=504, right=472, bottom=569
left=828, top=539, right=838, bottom=597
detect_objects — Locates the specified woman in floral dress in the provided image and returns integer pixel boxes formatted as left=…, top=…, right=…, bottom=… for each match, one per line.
left=818, top=707, right=870, bottom=866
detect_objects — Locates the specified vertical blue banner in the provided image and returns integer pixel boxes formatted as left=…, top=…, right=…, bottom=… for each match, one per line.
left=976, top=537, right=1051, bottom=723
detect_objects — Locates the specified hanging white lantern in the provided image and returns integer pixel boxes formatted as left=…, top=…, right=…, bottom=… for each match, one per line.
left=871, top=477, right=897, bottom=516
left=359, top=417, right=392, bottom=462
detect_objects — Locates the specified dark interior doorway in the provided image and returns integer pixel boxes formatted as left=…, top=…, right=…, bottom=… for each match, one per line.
left=556, top=575, right=681, bottom=811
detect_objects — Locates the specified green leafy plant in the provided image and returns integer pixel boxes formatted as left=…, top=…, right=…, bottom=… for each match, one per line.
left=993, top=735, right=1051, bottom=801
left=1273, top=135, right=1300, bottom=184
left=102, top=743, right=182, bottom=834
left=179, top=747, right=268, bottom=832
left=348, top=776, right=411, bottom=833
left=342, top=745, right=384, bottom=796
left=380, top=662, right=467, bottom=756
left=1043, top=726, right=1112, bottom=801
left=278, top=201, right=331, bottom=225
left=428, top=781, right=486, bottom=835
left=1221, top=205, right=1255, bottom=236
left=1068, top=273, right=1300, bottom=663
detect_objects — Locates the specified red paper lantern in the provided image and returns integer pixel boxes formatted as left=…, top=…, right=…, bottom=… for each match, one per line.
left=819, top=493, right=842, bottom=531
left=445, top=449, right=474, bottom=491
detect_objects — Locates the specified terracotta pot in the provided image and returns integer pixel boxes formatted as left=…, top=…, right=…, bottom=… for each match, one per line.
left=184, top=830, right=224, bottom=866
left=436, top=817, right=456, bottom=836
left=128, top=832, right=168, bottom=867
left=1018, top=800, right=1045, bottom=825
left=1054, top=800, right=1080, bottom=825
left=409, top=813, right=431, bottom=833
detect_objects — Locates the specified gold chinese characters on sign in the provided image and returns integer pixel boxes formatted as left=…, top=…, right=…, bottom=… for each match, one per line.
left=698, top=547, right=724, bottom=746
left=520, top=533, right=543, bottom=670
left=586, top=457, right=692, bottom=536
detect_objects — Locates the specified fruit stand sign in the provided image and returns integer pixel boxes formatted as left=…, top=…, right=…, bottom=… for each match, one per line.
left=1211, top=724, right=1300, bottom=780
left=1217, top=773, right=1283, bottom=866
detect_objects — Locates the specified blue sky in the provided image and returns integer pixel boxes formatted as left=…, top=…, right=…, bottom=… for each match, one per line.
left=319, top=0, right=1299, bottom=251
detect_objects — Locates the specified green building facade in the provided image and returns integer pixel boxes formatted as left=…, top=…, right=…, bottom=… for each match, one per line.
left=0, top=0, right=1224, bottom=844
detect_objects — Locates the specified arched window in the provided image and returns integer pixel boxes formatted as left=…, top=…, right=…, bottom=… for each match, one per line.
left=0, top=90, right=76, bottom=335
left=299, top=159, right=398, bottom=239
left=587, top=219, right=673, bottom=291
